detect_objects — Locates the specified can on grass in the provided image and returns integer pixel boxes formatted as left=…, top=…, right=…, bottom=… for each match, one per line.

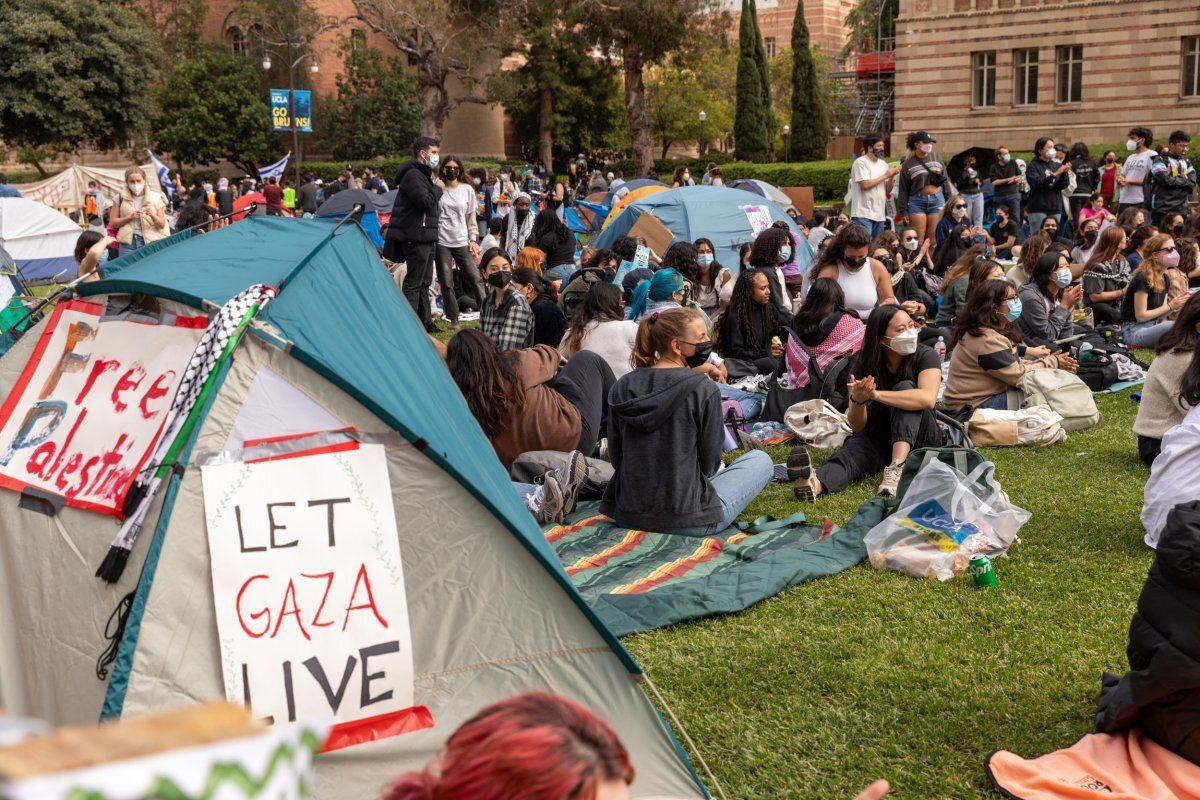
left=969, top=554, right=998, bottom=589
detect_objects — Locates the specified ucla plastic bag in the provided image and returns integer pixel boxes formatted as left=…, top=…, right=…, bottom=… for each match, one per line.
left=864, top=458, right=1029, bottom=581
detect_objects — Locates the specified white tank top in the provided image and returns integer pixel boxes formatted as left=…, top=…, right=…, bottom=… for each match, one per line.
left=838, top=260, right=879, bottom=320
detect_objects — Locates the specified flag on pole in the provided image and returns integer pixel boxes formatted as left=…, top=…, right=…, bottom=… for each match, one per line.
left=258, top=152, right=291, bottom=182
left=146, top=149, right=175, bottom=197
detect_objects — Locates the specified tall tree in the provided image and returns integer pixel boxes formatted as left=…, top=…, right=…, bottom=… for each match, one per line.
left=788, top=0, right=828, bottom=161
left=0, top=0, right=159, bottom=176
left=749, top=0, right=775, bottom=159
left=841, top=0, right=898, bottom=60
left=733, top=0, right=768, bottom=162
left=579, top=0, right=717, bottom=177
left=645, top=33, right=735, bottom=159
left=132, top=0, right=207, bottom=62
left=768, top=46, right=849, bottom=151
left=350, top=0, right=504, bottom=141
left=149, top=47, right=274, bottom=178
left=312, top=41, right=420, bottom=161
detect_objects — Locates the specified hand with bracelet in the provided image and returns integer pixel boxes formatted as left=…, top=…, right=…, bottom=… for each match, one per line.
left=847, top=374, right=877, bottom=405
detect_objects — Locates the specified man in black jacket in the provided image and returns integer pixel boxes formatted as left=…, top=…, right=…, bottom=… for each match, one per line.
left=1149, top=130, right=1197, bottom=227
left=385, top=136, right=443, bottom=330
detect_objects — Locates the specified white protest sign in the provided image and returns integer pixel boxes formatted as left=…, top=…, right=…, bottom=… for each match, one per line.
left=0, top=299, right=206, bottom=516
left=202, top=441, right=429, bottom=752
left=741, top=204, right=775, bottom=237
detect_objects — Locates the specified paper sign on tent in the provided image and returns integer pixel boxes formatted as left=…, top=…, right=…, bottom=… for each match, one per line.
left=741, top=204, right=775, bottom=237
left=201, top=439, right=431, bottom=752
left=0, top=299, right=206, bottom=516
left=627, top=211, right=675, bottom=261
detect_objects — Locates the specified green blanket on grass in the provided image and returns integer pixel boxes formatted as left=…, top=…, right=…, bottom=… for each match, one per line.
left=542, top=497, right=889, bottom=636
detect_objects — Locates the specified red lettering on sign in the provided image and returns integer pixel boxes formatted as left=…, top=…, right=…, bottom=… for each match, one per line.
left=139, top=371, right=175, bottom=420
left=74, top=359, right=119, bottom=406
left=110, top=366, right=145, bottom=413
left=236, top=574, right=271, bottom=638
left=26, top=442, right=55, bottom=477
left=302, top=572, right=336, bottom=628
left=272, top=579, right=312, bottom=641
left=54, top=453, right=82, bottom=492
left=69, top=455, right=100, bottom=499
left=344, top=564, right=388, bottom=631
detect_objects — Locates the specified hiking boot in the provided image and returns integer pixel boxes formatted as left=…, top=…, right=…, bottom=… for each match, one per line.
left=787, top=444, right=818, bottom=503
left=526, top=475, right=565, bottom=524
left=552, top=450, right=588, bottom=516
left=878, top=462, right=904, bottom=498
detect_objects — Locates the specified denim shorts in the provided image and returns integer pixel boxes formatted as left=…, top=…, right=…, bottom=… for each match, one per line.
left=906, top=189, right=945, bottom=216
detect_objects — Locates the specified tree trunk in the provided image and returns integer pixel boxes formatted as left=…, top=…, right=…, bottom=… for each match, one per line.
left=660, top=139, right=672, bottom=160
left=416, top=63, right=451, bottom=141
left=622, top=51, right=653, bottom=177
left=537, top=84, right=554, bottom=175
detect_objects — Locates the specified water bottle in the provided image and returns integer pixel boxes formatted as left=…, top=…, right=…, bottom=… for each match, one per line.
left=934, top=336, right=947, bottom=360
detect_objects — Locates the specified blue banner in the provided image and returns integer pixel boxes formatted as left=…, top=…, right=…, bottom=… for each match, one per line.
left=270, top=89, right=290, bottom=131
left=292, top=90, right=312, bottom=132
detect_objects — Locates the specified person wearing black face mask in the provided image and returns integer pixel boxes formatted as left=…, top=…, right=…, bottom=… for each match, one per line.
left=602, top=306, right=773, bottom=535
left=989, top=207, right=1019, bottom=258
left=435, top=156, right=484, bottom=329
left=479, top=248, right=535, bottom=351
left=808, top=223, right=898, bottom=320
left=504, top=193, right=536, bottom=260
left=849, top=135, right=900, bottom=239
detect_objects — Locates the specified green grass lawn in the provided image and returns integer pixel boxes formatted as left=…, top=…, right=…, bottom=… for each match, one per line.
left=628, top=386, right=1151, bottom=799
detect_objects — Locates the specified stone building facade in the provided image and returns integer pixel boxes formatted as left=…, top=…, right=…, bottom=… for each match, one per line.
left=203, top=0, right=508, bottom=159
left=892, top=0, right=1200, bottom=154
left=726, top=0, right=856, bottom=65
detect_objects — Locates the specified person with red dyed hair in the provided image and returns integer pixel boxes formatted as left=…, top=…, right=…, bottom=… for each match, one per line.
left=383, top=692, right=892, bottom=800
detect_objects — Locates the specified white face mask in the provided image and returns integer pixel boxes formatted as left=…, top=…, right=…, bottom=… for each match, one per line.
left=950, top=207, right=966, bottom=219
left=128, top=182, right=145, bottom=196
left=473, top=177, right=481, bottom=186
left=917, top=143, right=933, bottom=156
left=1126, top=139, right=1138, bottom=152
left=903, top=238, right=919, bottom=252
left=886, top=327, right=919, bottom=355
left=1054, top=268, right=1073, bottom=288
left=427, top=153, right=440, bottom=169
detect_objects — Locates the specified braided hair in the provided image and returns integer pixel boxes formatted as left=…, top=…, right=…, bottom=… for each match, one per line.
left=716, top=268, right=770, bottom=353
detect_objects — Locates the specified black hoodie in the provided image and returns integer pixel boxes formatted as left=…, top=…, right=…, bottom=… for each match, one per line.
left=386, top=159, right=442, bottom=244
left=1095, top=500, right=1200, bottom=763
left=600, top=367, right=724, bottom=531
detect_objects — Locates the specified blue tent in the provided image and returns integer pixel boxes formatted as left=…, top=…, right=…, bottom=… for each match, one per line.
left=0, top=216, right=711, bottom=799
left=603, top=178, right=667, bottom=207
left=592, top=185, right=812, bottom=274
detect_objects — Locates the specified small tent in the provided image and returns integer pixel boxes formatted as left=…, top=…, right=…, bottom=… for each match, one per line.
left=0, top=217, right=707, bottom=799
left=0, top=198, right=80, bottom=284
left=593, top=185, right=809, bottom=274
left=725, top=179, right=796, bottom=211
left=316, top=189, right=387, bottom=248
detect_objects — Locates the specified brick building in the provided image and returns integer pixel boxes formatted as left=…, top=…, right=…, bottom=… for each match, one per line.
left=725, top=0, right=855, bottom=64
left=892, top=0, right=1200, bottom=155
left=204, top=0, right=508, bottom=159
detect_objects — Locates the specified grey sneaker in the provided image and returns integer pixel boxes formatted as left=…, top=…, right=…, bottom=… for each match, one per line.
left=878, top=462, right=904, bottom=498
left=526, top=474, right=565, bottom=524
left=787, top=444, right=818, bottom=503
left=551, top=450, right=588, bottom=516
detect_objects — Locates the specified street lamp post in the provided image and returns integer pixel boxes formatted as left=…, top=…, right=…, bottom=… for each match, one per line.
left=783, top=124, right=790, bottom=162
left=698, top=110, right=707, bottom=158
left=262, top=38, right=318, bottom=186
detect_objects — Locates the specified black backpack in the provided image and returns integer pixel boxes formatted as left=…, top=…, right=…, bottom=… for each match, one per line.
left=558, top=267, right=608, bottom=316
left=762, top=330, right=854, bottom=423
left=1075, top=351, right=1119, bottom=391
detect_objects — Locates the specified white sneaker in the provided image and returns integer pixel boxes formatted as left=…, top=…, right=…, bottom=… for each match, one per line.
left=878, top=462, right=904, bottom=498
left=551, top=451, right=588, bottom=516
left=526, top=475, right=565, bottom=524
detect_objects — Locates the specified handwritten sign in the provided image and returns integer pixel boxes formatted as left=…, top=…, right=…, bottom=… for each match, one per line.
left=0, top=300, right=205, bottom=516
left=201, top=441, right=430, bottom=752
left=741, top=204, right=774, bottom=236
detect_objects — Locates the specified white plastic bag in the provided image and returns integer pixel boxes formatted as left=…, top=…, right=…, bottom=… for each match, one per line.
left=864, top=458, right=1030, bottom=581
left=784, top=399, right=852, bottom=450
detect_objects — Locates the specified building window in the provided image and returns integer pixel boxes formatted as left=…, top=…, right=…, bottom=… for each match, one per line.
left=1013, top=48, right=1038, bottom=106
left=971, top=51, right=996, bottom=108
left=1184, top=36, right=1200, bottom=98
left=763, top=36, right=776, bottom=58
left=227, top=26, right=245, bottom=55
left=1056, top=45, right=1083, bottom=103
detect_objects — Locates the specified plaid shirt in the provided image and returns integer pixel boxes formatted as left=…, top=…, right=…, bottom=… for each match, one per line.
left=481, top=285, right=535, bottom=352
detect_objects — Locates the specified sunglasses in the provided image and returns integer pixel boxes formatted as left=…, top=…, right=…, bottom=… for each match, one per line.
left=1159, top=246, right=1178, bottom=254
left=903, top=236, right=918, bottom=242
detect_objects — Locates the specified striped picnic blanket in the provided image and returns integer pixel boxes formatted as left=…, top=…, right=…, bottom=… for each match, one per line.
left=543, top=497, right=889, bottom=636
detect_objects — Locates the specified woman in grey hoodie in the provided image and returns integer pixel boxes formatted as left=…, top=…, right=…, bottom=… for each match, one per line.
left=600, top=307, right=772, bottom=536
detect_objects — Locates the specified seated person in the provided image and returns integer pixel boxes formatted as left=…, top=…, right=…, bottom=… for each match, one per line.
left=513, top=267, right=567, bottom=347
left=1006, top=231, right=1049, bottom=287
left=559, top=281, right=639, bottom=380
left=74, top=230, right=115, bottom=282
left=515, top=246, right=547, bottom=276
left=942, top=279, right=1071, bottom=412
left=748, top=226, right=797, bottom=316
left=692, top=237, right=734, bottom=315
left=479, top=247, right=535, bottom=351
left=1070, top=214, right=1103, bottom=264
left=1134, top=292, right=1200, bottom=465
left=1125, top=225, right=1154, bottom=271
left=445, top=329, right=614, bottom=469
left=715, top=268, right=790, bottom=375
left=1141, top=351, right=1200, bottom=549
left=932, top=223, right=975, bottom=276
left=807, top=223, right=897, bottom=319
left=933, top=244, right=990, bottom=327
left=1016, top=251, right=1081, bottom=348
left=1122, top=233, right=1189, bottom=349
left=790, top=305, right=945, bottom=501
left=784, top=278, right=866, bottom=390
left=1077, top=190, right=1114, bottom=230
left=1081, top=226, right=1131, bottom=325
left=989, top=206, right=1019, bottom=259
left=627, top=268, right=690, bottom=322
left=935, top=197, right=969, bottom=246
left=601, top=307, right=773, bottom=536
left=872, top=242, right=933, bottom=325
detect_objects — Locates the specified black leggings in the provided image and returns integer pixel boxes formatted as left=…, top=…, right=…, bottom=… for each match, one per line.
left=551, top=350, right=615, bottom=457
left=816, top=380, right=946, bottom=493
left=1138, top=434, right=1161, bottom=467
left=1089, top=302, right=1121, bottom=326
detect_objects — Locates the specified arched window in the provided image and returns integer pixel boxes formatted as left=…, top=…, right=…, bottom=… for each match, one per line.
left=247, top=24, right=264, bottom=56
left=227, top=26, right=245, bottom=55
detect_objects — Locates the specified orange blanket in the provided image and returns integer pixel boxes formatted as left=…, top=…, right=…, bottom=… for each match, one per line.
left=986, top=730, right=1200, bottom=800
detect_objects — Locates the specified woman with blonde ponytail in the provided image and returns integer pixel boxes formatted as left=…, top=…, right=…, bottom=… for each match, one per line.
left=602, top=307, right=772, bottom=536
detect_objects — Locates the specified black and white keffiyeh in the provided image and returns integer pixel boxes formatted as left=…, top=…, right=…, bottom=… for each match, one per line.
left=96, top=284, right=277, bottom=582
